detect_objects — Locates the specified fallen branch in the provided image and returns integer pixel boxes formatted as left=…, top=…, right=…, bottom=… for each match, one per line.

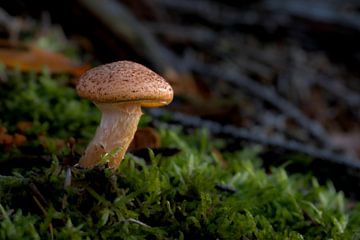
left=148, top=108, right=360, bottom=170
left=189, top=58, right=331, bottom=145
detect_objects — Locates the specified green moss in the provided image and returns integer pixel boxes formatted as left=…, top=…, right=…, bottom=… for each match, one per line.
left=0, top=68, right=99, bottom=139
left=0, top=66, right=360, bottom=239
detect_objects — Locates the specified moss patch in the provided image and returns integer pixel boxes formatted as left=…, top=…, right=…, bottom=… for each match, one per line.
left=0, top=69, right=360, bottom=239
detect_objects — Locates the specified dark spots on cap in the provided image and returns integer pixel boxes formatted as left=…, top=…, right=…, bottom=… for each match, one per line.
left=76, top=60, right=173, bottom=104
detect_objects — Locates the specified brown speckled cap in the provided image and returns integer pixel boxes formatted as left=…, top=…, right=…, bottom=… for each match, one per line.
left=76, top=60, right=173, bottom=107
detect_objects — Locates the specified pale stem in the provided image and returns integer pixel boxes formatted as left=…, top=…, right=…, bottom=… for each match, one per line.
left=79, top=103, right=142, bottom=169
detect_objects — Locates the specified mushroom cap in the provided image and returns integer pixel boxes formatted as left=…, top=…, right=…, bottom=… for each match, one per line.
left=76, top=60, right=173, bottom=107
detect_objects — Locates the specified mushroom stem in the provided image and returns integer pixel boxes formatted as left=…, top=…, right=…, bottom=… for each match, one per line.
left=79, top=103, right=142, bottom=169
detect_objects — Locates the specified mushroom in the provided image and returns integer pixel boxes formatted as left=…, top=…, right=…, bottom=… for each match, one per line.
left=76, top=60, right=173, bottom=169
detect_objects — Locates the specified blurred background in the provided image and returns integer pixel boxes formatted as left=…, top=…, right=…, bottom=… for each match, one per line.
left=0, top=0, right=359, bottom=196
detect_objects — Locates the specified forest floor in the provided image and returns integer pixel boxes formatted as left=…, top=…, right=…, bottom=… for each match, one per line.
left=0, top=0, right=360, bottom=239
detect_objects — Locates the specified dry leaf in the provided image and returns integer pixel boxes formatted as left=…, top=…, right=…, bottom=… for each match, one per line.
left=0, top=44, right=90, bottom=76
left=0, top=124, right=27, bottom=146
left=0, top=133, right=13, bottom=145
left=128, top=127, right=161, bottom=151
left=13, top=133, right=26, bottom=146
left=16, top=121, right=33, bottom=132
left=164, top=69, right=211, bottom=100
left=0, top=126, right=7, bottom=135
